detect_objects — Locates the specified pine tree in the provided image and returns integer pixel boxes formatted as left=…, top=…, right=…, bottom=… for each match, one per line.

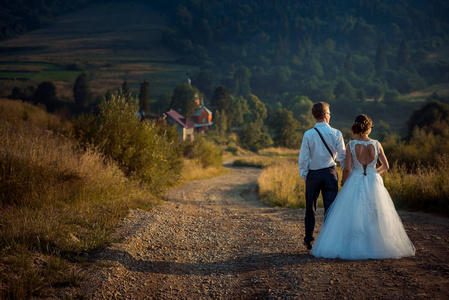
left=121, top=81, right=131, bottom=101
left=139, top=80, right=150, bottom=116
left=344, top=53, right=354, bottom=74
left=375, top=42, right=388, bottom=75
left=73, top=73, right=90, bottom=109
left=170, top=83, right=198, bottom=118
left=397, top=40, right=410, bottom=68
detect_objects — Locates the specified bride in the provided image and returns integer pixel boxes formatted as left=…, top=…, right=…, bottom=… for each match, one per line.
left=311, top=114, right=415, bottom=260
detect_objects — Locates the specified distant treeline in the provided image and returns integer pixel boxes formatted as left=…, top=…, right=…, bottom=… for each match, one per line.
left=0, top=0, right=90, bottom=40
left=151, top=0, right=449, bottom=103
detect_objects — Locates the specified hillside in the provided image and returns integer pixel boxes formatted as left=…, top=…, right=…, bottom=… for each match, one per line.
left=0, top=1, right=197, bottom=99
left=1, top=0, right=448, bottom=142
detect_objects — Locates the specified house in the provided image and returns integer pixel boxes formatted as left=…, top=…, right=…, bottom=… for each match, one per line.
left=192, top=106, right=213, bottom=133
left=164, top=109, right=195, bottom=141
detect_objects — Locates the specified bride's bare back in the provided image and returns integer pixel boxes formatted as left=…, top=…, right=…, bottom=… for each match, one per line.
left=354, top=143, right=376, bottom=166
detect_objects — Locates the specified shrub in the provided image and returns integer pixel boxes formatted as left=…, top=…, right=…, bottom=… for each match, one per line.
left=73, top=93, right=182, bottom=195
left=183, top=137, right=223, bottom=169
left=0, top=113, right=155, bottom=298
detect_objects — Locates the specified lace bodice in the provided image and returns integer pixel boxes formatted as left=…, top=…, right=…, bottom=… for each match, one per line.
left=349, top=139, right=379, bottom=175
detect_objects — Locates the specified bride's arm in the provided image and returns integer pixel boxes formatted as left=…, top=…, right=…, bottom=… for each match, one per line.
left=377, top=142, right=390, bottom=175
left=341, top=143, right=351, bottom=186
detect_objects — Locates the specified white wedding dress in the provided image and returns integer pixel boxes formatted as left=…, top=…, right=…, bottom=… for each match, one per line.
left=311, top=139, right=415, bottom=260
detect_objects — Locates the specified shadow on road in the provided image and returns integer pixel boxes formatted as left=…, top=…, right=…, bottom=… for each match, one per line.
left=91, top=249, right=312, bottom=276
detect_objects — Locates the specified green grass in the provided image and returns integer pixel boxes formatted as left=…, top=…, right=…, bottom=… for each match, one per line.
left=0, top=62, right=81, bottom=82
left=0, top=2, right=196, bottom=98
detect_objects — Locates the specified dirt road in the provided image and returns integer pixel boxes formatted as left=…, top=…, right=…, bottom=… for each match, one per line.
left=60, top=163, right=449, bottom=299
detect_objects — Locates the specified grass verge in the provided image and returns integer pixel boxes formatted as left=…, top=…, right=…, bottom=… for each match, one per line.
left=0, top=99, right=157, bottom=298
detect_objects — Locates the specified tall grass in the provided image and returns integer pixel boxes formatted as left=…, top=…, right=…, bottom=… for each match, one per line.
left=383, top=155, right=449, bottom=214
left=257, top=154, right=449, bottom=215
left=182, top=159, right=228, bottom=181
left=0, top=99, right=157, bottom=298
left=257, top=161, right=306, bottom=208
left=233, top=155, right=297, bottom=168
left=0, top=98, right=71, bottom=133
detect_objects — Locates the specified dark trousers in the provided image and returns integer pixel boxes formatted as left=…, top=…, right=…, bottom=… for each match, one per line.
left=304, top=166, right=338, bottom=243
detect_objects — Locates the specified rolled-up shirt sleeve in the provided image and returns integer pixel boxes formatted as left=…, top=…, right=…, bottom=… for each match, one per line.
left=336, top=132, right=346, bottom=170
left=298, top=135, right=311, bottom=179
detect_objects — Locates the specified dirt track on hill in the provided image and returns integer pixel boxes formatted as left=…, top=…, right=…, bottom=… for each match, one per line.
left=57, top=162, right=449, bottom=299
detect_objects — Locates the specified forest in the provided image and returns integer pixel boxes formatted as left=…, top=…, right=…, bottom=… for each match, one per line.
left=2, top=0, right=449, bottom=148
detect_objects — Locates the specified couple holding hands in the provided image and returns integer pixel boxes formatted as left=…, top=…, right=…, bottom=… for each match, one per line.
left=298, top=102, right=415, bottom=260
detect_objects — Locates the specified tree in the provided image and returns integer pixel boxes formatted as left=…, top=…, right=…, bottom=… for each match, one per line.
left=121, top=81, right=131, bottom=101
left=170, top=83, right=199, bottom=118
left=213, top=110, right=227, bottom=137
left=34, top=81, right=58, bottom=111
left=334, top=79, right=355, bottom=100
left=139, top=80, right=150, bottom=116
left=343, top=53, right=354, bottom=74
left=407, top=100, right=449, bottom=137
left=246, top=94, right=267, bottom=123
left=210, top=85, right=232, bottom=113
left=192, top=70, right=215, bottom=100
left=238, top=121, right=272, bottom=151
left=397, top=40, right=410, bottom=68
left=234, top=66, right=252, bottom=97
left=375, top=42, right=388, bottom=75
left=270, top=108, right=301, bottom=148
left=231, top=96, right=249, bottom=129
left=356, top=89, right=366, bottom=102
left=73, top=73, right=90, bottom=109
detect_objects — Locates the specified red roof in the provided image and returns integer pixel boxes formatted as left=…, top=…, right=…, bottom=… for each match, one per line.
left=164, top=110, right=194, bottom=128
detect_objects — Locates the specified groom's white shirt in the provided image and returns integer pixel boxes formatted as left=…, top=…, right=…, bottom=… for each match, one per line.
left=298, top=122, right=346, bottom=179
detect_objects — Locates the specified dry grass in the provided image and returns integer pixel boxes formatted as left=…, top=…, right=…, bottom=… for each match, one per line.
left=258, top=147, right=299, bottom=156
left=182, top=159, right=228, bottom=182
left=257, top=161, right=306, bottom=208
left=256, top=150, right=449, bottom=215
left=0, top=98, right=71, bottom=133
left=0, top=99, right=157, bottom=298
left=233, top=155, right=297, bottom=168
left=383, top=156, right=449, bottom=214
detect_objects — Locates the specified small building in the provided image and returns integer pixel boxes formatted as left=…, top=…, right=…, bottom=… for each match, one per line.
left=192, top=106, right=213, bottom=133
left=164, top=110, right=195, bottom=141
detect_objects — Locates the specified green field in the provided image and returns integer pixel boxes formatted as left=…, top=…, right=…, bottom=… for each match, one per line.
left=0, top=2, right=197, bottom=98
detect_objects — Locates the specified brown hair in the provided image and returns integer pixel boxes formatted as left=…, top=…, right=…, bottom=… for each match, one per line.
left=351, top=114, right=373, bottom=135
left=311, top=102, right=330, bottom=119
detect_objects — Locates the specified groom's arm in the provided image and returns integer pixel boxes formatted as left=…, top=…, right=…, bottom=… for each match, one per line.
left=335, top=131, right=346, bottom=170
left=298, top=135, right=311, bottom=179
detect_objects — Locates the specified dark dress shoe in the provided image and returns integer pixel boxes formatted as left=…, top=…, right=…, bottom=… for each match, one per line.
left=303, top=240, right=313, bottom=250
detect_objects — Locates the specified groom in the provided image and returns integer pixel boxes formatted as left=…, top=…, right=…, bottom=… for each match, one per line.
left=298, top=102, right=346, bottom=250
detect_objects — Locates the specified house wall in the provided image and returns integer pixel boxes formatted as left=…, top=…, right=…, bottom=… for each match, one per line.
left=194, top=109, right=212, bottom=124
left=184, top=127, right=195, bottom=142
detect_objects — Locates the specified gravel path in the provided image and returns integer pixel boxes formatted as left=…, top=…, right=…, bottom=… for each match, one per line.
left=59, top=163, right=449, bottom=299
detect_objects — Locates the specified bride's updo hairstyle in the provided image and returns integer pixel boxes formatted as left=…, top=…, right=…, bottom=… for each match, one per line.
left=351, top=114, right=373, bottom=135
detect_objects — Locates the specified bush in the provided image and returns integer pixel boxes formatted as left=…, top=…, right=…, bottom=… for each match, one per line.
left=183, top=137, right=223, bottom=169
left=73, top=93, right=182, bottom=195
left=0, top=109, right=155, bottom=298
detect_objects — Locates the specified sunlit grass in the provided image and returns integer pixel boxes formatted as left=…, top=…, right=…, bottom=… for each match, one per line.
left=233, top=155, right=297, bottom=168
left=256, top=152, right=449, bottom=215
left=383, top=156, right=449, bottom=214
left=258, top=147, right=299, bottom=157
left=0, top=99, right=157, bottom=298
left=182, top=159, right=228, bottom=181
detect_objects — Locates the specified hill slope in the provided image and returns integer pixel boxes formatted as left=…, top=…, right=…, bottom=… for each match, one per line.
left=0, top=1, right=197, bottom=98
